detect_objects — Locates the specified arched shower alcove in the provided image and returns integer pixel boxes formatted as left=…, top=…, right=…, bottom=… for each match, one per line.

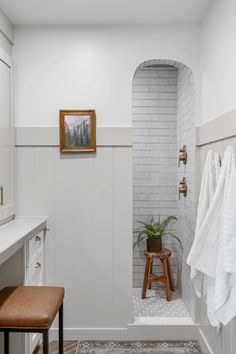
left=132, top=59, right=196, bottom=324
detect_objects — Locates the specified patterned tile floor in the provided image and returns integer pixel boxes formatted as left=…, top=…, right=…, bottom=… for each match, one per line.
left=77, top=341, right=202, bottom=353
left=132, top=288, right=191, bottom=318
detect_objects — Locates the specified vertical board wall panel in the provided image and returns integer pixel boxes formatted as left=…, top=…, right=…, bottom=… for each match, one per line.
left=51, top=149, right=77, bottom=327
left=34, top=147, right=55, bottom=217
left=93, top=148, right=113, bottom=326
left=113, top=147, right=133, bottom=326
left=16, top=146, right=132, bottom=330
left=16, top=147, right=35, bottom=215
left=70, top=153, right=94, bottom=327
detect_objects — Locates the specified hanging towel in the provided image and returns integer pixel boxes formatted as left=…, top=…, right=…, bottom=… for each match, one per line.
left=188, top=150, right=220, bottom=297
left=188, top=146, right=236, bottom=326
left=213, top=146, right=236, bottom=325
left=187, top=147, right=233, bottom=279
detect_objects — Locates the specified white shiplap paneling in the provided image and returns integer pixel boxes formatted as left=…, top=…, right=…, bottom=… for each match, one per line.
left=16, top=146, right=132, bottom=330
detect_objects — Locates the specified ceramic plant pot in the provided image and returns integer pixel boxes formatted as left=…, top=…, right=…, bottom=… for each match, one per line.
left=146, top=238, right=162, bottom=252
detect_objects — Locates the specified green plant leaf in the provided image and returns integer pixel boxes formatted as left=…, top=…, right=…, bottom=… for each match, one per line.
left=168, top=232, right=183, bottom=249
left=133, top=215, right=177, bottom=249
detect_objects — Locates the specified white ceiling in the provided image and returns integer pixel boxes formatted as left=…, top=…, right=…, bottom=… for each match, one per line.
left=0, top=0, right=213, bottom=26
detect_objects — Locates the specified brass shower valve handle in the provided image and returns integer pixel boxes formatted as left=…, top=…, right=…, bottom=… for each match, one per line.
left=178, top=145, right=187, bottom=167
left=179, top=177, right=187, bottom=199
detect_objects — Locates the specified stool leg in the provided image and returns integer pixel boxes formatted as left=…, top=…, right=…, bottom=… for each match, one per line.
left=162, top=258, right=171, bottom=301
left=43, top=330, right=49, bottom=354
left=142, top=256, right=152, bottom=299
left=167, top=257, right=175, bottom=291
left=4, top=332, right=9, bottom=354
left=148, top=259, right=153, bottom=289
left=59, top=302, right=64, bottom=354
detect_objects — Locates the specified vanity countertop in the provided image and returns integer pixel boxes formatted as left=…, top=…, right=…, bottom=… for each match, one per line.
left=0, top=217, right=47, bottom=266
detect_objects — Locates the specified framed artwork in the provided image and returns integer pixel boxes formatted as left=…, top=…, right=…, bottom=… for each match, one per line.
left=60, top=110, right=96, bottom=153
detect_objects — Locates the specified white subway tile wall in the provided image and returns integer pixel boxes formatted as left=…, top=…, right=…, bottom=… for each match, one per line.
left=176, top=65, right=196, bottom=318
left=132, top=62, right=195, bottom=319
left=132, top=66, right=178, bottom=288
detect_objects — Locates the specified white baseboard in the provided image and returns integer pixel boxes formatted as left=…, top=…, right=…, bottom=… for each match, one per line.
left=199, top=329, right=214, bottom=354
left=50, top=323, right=199, bottom=341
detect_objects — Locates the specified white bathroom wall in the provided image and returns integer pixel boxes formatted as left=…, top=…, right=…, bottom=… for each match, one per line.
left=13, top=25, right=200, bottom=128
left=197, top=2, right=236, bottom=352
left=16, top=141, right=133, bottom=336
left=200, top=0, right=236, bottom=125
left=176, top=65, right=195, bottom=319
left=0, top=7, right=13, bottom=54
left=13, top=24, right=201, bottom=335
left=132, top=65, right=178, bottom=288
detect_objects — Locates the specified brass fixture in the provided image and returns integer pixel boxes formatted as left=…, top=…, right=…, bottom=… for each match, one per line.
left=179, top=177, right=187, bottom=199
left=178, top=145, right=187, bottom=167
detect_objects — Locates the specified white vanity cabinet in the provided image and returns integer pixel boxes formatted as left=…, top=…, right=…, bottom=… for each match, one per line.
left=0, top=217, right=47, bottom=354
left=24, top=230, right=45, bottom=354
left=0, top=50, right=14, bottom=222
left=24, top=230, right=45, bottom=286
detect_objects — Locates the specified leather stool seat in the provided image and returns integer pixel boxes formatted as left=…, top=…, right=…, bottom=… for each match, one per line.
left=0, top=286, right=65, bottom=354
left=0, top=286, right=64, bottom=329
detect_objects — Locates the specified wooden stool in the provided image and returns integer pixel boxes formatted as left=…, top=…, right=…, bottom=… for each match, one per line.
left=142, top=248, right=174, bottom=301
left=0, top=286, right=65, bottom=354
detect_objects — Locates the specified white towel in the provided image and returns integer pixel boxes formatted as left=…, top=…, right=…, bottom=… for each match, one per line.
left=188, top=150, right=220, bottom=297
left=187, top=147, right=232, bottom=279
left=214, top=146, right=236, bottom=325
left=188, top=146, right=236, bottom=326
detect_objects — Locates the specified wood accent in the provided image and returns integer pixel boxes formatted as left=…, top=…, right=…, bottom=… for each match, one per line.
left=33, top=341, right=78, bottom=354
left=59, top=110, right=96, bottom=153
left=142, top=248, right=175, bottom=301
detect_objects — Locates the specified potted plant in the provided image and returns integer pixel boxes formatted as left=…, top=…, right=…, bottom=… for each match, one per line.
left=133, top=215, right=180, bottom=252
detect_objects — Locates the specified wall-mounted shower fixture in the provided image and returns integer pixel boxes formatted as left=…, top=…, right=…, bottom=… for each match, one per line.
left=178, top=145, right=187, bottom=167
left=179, top=177, right=187, bottom=199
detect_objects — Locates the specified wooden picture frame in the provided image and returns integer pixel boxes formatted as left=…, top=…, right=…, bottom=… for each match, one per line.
left=60, top=110, right=96, bottom=153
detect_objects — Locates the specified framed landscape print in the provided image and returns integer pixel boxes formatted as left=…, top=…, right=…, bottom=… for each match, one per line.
left=60, top=110, right=96, bottom=153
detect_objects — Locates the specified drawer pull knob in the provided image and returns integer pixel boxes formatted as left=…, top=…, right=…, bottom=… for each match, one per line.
left=35, top=262, right=41, bottom=269
left=35, top=236, right=41, bottom=242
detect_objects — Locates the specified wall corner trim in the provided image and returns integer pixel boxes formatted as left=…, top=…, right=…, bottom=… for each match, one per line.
left=0, top=8, right=14, bottom=44
left=198, top=329, right=214, bottom=354
left=196, top=108, right=236, bottom=146
left=15, top=127, right=132, bottom=147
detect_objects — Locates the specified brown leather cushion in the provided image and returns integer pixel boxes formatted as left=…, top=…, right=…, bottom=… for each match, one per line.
left=0, top=286, right=64, bottom=329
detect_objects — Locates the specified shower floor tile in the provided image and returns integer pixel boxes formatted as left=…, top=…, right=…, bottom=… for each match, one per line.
left=132, top=288, right=191, bottom=318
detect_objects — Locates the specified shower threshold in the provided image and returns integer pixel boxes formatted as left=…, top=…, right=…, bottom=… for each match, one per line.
left=132, top=288, right=194, bottom=325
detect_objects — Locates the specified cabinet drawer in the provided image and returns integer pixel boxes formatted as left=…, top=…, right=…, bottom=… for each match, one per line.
left=27, top=231, right=44, bottom=266
left=26, top=255, right=43, bottom=286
